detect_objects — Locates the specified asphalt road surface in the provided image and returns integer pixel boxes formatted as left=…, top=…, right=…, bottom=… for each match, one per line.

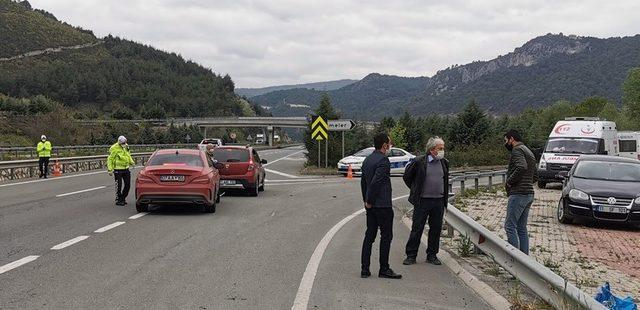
left=0, top=146, right=490, bottom=309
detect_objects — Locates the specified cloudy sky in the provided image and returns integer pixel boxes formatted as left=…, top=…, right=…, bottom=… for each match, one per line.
left=29, top=0, right=640, bottom=88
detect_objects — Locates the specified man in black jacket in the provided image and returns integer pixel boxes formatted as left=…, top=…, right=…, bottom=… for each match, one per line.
left=402, top=136, right=449, bottom=266
left=360, top=133, right=402, bottom=279
left=503, top=129, right=536, bottom=254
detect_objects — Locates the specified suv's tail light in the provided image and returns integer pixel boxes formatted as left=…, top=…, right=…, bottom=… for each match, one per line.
left=248, top=160, right=255, bottom=171
left=192, top=175, right=211, bottom=184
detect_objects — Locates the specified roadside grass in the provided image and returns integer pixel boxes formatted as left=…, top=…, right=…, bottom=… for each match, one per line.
left=299, top=166, right=341, bottom=176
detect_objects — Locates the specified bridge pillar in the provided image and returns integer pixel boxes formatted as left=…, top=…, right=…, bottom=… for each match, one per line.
left=267, top=126, right=274, bottom=147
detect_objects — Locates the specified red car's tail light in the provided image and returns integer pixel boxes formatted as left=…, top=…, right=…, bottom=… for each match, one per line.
left=137, top=171, right=154, bottom=183
left=248, top=160, right=255, bottom=171
left=192, top=175, right=211, bottom=184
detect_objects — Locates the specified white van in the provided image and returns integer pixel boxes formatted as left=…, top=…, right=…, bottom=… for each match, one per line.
left=537, top=117, right=618, bottom=188
left=618, top=131, right=640, bottom=160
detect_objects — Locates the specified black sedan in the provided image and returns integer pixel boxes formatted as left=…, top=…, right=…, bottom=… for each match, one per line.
left=557, top=155, right=640, bottom=224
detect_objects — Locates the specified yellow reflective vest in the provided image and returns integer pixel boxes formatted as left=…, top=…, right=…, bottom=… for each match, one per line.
left=37, top=141, right=52, bottom=158
left=107, top=143, right=135, bottom=171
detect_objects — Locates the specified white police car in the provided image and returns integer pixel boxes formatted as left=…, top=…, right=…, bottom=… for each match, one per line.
left=337, top=147, right=415, bottom=176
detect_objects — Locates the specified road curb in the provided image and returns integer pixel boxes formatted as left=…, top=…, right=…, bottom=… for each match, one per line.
left=398, top=212, right=511, bottom=310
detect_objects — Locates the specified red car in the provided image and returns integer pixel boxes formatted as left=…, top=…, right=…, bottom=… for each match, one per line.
left=212, top=146, right=267, bottom=196
left=135, top=149, right=224, bottom=213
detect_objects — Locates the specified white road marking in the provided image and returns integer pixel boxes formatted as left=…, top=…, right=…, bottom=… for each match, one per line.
left=56, top=186, right=106, bottom=197
left=51, top=236, right=90, bottom=250
left=265, top=168, right=301, bottom=179
left=128, top=212, right=149, bottom=219
left=266, top=178, right=330, bottom=183
left=263, top=150, right=305, bottom=167
left=291, top=194, right=409, bottom=310
left=267, top=181, right=344, bottom=187
left=0, top=255, right=39, bottom=275
left=94, top=221, right=126, bottom=233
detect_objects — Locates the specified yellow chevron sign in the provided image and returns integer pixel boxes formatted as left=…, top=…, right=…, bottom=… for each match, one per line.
left=310, top=116, right=328, bottom=140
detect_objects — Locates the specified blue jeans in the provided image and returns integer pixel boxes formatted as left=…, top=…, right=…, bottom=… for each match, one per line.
left=505, top=194, right=534, bottom=254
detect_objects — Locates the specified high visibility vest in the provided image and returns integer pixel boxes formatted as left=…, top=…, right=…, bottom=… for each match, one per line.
left=37, top=141, right=52, bottom=157
left=107, top=143, right=135, bottom=171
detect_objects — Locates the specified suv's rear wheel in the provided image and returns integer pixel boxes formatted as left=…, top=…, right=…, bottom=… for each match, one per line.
left=258, top=176, right=265, bottom=192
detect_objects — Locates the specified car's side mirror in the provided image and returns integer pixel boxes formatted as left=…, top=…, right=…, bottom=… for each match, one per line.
left=557, top=171, right=569, bottom=179
left=261, top=159, right=268, bottom=164
left=213, top=162, right=225, bottom=170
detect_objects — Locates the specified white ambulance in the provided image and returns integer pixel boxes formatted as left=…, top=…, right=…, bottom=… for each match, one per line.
left=617, top=131, right=640, bottom=160
left=537, top=117, right=618, bottom=188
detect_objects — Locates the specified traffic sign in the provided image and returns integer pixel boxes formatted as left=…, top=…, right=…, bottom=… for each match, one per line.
left=310, top=116, right=328, bottom=141
left=328, top=119, right=356, bottom=131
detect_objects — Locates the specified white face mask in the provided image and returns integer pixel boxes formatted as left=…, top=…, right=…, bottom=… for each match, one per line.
left=435, top=150, right=445, bottom=160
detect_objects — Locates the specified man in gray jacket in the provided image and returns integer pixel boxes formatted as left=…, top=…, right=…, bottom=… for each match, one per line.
left=503, top=129, right=536, bottom=254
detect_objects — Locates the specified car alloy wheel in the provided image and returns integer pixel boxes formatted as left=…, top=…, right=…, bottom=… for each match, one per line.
left=557, top=199, right=572, bottom=224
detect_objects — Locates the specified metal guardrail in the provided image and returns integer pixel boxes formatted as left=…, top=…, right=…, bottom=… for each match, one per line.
left=0, top=143, right=198, bottom=160
left=0, top=144, right=300, bottom=181
left=0, top=153, right=154, bottom=181
left=444, top=170, right=605, bottom=310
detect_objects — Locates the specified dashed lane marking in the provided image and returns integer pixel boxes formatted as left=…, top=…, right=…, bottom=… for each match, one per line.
left=94, top=221, right=126, bottom=233
left=51, top=236, right=90, bottom=250
left=0, top=255, right=40, bottom=275
left=56, top=186, right=106, bottom=197
left=128, top=212, right=149, bottom=219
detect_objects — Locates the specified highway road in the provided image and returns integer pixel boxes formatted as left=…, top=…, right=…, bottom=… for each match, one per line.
left=0, top=146, right=489, bottom=309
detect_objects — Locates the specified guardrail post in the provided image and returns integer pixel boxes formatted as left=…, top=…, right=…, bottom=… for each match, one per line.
left=474, top=178, right=479, bottom=190
left=501, top=174, right=506, bottom=184
left=488, top=174, right=493, bottom=188
left=460, top=180, right=465, bottom=193
left=9, top=168, right=15, bottom=180
left=448, top=183, right=453, bottom=194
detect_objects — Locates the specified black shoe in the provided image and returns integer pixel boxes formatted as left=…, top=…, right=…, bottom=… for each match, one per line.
left=43, top=175, right=48, bottom=179
left=402, top=257, right=416, bottom=265
left=426, top=255, right=442, bottom=265
left=115, top=201, right=125, bottom=206
left=361, top=270, right=371, bottom=278
left=378, top=268, right=402, bottom=279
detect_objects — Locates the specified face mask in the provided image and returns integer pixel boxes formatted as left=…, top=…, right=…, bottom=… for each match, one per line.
left=505, top=142, right=513, bottom=152
left=435, top=150, right=445, bottom=160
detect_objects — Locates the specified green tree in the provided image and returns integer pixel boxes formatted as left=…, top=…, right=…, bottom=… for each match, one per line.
left=623, top=68, right=640, bottom=121
left=389, top=123, right=407, bottom=150
left=449, top=101, right=490, bottom=147
left=574, top=96, right=609, bottom=117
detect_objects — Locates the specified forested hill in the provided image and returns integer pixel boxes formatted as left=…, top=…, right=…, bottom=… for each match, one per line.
left=0, top=0, right=258, bottom=119
left=251, top=34, right=640, bottom=120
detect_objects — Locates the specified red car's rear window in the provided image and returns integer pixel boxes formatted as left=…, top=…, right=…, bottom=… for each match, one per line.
left=212, top=148, right=250, bottom=162
left=148, top=153, right=204, bottom=167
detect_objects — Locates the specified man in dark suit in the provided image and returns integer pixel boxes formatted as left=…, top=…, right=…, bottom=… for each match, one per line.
left=360, top=133, right=402, bottom=279
left=402, top=136, right=449, bottom=266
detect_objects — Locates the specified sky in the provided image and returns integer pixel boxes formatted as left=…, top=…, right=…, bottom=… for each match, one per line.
left=29, top=0, right=640, bottom=88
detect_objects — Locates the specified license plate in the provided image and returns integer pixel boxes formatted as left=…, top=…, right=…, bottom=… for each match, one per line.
left=160, top=175, right=185, bottom=182
left=595, top=205, right=628, bottom=214
left=221, top=180, right=236, bottom=185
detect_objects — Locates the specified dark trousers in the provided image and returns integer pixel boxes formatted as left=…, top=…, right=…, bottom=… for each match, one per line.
left=405, top=198, right=445, bottom=259
left=38, top=157, right=50, bottom=177
left=361, top=208, right=394, bottom=272
left=114, top=169, right=131, bottom=202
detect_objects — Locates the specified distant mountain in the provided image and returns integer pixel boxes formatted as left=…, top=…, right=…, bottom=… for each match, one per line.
left=236, top=79, right=358, bottom=98
left=0, top=0, right=257, bottom=118
left=251, top=34, right=640, bottom=119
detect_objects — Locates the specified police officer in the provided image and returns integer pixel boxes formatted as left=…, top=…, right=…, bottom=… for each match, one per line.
left=108, top=136, right=135, bottom=206
left=37, top=135, right=52, bottom=178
